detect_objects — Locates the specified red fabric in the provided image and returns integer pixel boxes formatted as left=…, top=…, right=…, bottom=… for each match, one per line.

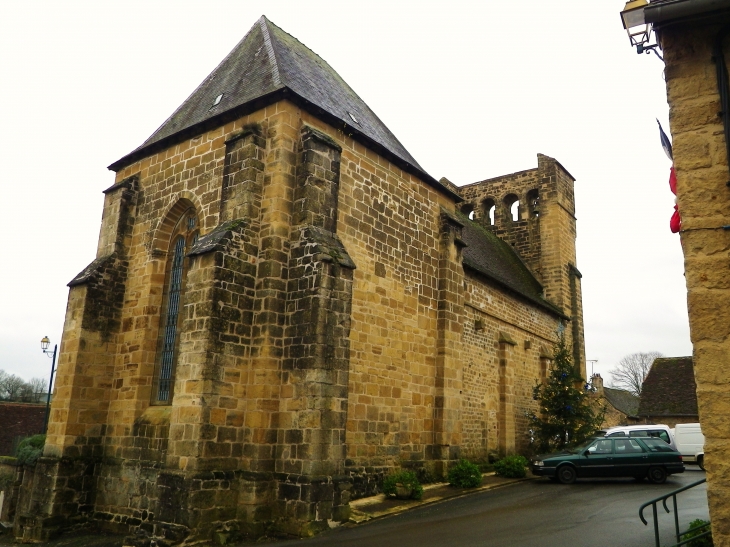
left=668, top=166, right=681, bottom=233
left=670, top=205, right=681, bottom=233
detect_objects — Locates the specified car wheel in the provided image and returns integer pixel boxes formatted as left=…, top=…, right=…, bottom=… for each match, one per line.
left=647, top=466, right=667, bottom=484
left=698, top=456, right=705, bottom=471
left=557, top=465, right=576, bottom=485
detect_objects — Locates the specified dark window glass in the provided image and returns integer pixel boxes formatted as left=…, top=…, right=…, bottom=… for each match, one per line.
left=642, top=438, right=675, bottom=452
left=158, top=236, right=186, bottom=402
left=153, top=208, right=199, bottom=405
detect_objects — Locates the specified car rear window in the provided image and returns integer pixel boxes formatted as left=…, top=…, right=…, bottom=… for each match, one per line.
left=642, top=438, right=676, bottom=452
left=629, top=430, right=671, bottom=443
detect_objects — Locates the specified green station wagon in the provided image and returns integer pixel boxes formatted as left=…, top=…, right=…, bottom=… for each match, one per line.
left=531, top=437, right=684, bottom=484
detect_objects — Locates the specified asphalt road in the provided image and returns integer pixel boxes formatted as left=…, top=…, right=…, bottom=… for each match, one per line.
left=258, top=469, right=708, bottom=547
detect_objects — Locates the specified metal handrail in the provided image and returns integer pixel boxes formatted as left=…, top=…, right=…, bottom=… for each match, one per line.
left=638, top=478, right=707, bottom=547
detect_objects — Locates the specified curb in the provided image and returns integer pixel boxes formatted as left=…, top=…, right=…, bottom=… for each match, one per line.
left=348, top=473, right=538, bottom=523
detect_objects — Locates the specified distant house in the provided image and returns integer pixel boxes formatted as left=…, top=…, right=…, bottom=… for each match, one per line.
left=590, top=374, right=639, bottom=427
left=638, top=357, right=699, bottom=427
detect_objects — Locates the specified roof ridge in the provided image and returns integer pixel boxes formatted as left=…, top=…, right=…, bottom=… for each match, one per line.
left=137, top=17, right=271, bottom=152
left=258, top=17, right=282, bottom=88
left=262, top=18, right=422, bottom=173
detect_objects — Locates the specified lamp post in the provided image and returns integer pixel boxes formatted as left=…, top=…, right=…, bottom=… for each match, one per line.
left=40, top=336, right=57, bottom=435
left=620, top=0, right=663, bottom=58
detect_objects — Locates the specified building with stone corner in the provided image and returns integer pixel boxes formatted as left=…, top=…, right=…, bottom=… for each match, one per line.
left=589, top=374, right=640, bottom=428
left=618, top=0, right=730, bottom=544
left=12, top=16, right=586, bottom=544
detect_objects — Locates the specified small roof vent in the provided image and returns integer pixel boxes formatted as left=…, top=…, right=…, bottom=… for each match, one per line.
left=212, top=94, right=223, bottom=107
left=347, top=111, right=359, bottom=124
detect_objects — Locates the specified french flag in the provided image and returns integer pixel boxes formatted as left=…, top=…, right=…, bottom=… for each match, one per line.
left=658, top=119, right=680, bottom=233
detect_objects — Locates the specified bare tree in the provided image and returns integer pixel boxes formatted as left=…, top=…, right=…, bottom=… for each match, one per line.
left=27, top=377, right=48, bottom=403
left=609, top=352, right=664, bottom=396
left=0, top=374, right=28, bottom=401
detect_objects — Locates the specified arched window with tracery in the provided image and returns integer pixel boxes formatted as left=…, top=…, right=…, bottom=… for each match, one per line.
left=153, top=206, right=199, bottom=404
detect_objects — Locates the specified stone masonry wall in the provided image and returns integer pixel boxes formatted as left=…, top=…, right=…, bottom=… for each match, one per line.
left=34, top=98, right=581, bottom=542
left=458, top=155, right=585, bottom=379
left=659, top=21, right=730, bottom=546
left=461, top=275, right=558, bottom=458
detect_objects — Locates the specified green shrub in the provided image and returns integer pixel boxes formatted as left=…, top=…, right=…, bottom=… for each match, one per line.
left=15, top=434, right=45, bottom=466
left=382, top=470, right=423, bottom=500
left=448, top=459, right=482, bottom=488
left=682, top=519, right=713, bottom=547
left=493, top=455, right=528, bottom=478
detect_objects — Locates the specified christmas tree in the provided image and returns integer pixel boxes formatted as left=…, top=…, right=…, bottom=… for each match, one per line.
left=529, top=334, right=605, bottom=453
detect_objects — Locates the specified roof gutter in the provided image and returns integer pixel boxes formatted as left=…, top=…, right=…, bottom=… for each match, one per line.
left=645, top=0, right=730, bottom=26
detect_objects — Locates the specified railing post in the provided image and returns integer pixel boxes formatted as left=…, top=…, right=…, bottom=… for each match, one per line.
left=638, top=479, right=706, bottom=547
left=673, top=495, right=680, bottom=546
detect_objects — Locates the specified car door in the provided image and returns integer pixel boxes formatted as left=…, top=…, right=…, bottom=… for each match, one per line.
left=611, top=438, right=648, bottom=477
left=578, top=439, right=615, bottom=477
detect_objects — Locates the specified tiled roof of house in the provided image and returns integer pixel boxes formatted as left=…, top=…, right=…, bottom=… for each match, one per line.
left=603, top=387, right=640, bottom=417
left=457, top=212, right=565, bottom=317
left=638, top=356, right=698, bottom=417
left=109, top=17, right=459, bottom=200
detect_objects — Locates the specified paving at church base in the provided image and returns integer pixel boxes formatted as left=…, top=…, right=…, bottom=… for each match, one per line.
left=0, top=474, right=526, bottom=547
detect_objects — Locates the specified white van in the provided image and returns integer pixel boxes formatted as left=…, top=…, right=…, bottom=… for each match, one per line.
left=598, top=424, right=677, bottom=451
left=672, top=423, right=705, bottom=470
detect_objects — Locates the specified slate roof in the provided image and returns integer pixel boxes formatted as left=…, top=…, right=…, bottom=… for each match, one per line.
left=603, top=387, right=640, bottom=417
left=638, top=357, right=698, bottom=417
left=109, top=17, right=459, bottom=200
left=456, top=212, right=566, bottom=318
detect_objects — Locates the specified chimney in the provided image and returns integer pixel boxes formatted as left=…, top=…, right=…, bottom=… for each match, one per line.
left=591, top=373, right=604, bottom=395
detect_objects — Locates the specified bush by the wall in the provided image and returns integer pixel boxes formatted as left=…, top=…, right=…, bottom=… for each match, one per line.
left=15, top=434, right=45, bottom=466
left=682, top=519, right=713, bottom=547
left=493, top=455, right=528, bottom=478
left=448, top=459, right=482, bottom=488
left=382, top=470, right=423, bottom=500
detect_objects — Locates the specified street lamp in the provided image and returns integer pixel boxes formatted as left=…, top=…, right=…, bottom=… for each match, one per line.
left=620, top=0, right=663, bottom=58
left=40, top=336, right=57, bottom=434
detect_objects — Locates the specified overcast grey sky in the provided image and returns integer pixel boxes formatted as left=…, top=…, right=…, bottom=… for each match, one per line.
left=0, top=1, right=691, bottom=386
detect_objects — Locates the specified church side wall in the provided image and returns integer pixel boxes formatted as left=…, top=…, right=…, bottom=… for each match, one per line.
left=461, top=274, right=558, bottom=458
left=292, top=112, right=456, bottom=492
left=458, top=156, right=585, bottom=379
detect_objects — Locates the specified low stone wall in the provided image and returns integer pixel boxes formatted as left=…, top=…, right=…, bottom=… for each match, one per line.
left=0, top=460, right=20, bottom=523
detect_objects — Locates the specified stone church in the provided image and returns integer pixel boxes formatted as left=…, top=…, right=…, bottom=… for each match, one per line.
left=14, top=16, right=585, bottom=543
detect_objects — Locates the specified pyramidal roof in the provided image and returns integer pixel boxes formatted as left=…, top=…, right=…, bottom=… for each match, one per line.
left=109, top=17, right=456, bottom=198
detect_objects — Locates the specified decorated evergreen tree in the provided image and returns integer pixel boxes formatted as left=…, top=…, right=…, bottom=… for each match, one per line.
left=529, top=334, right=605, bottom=453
